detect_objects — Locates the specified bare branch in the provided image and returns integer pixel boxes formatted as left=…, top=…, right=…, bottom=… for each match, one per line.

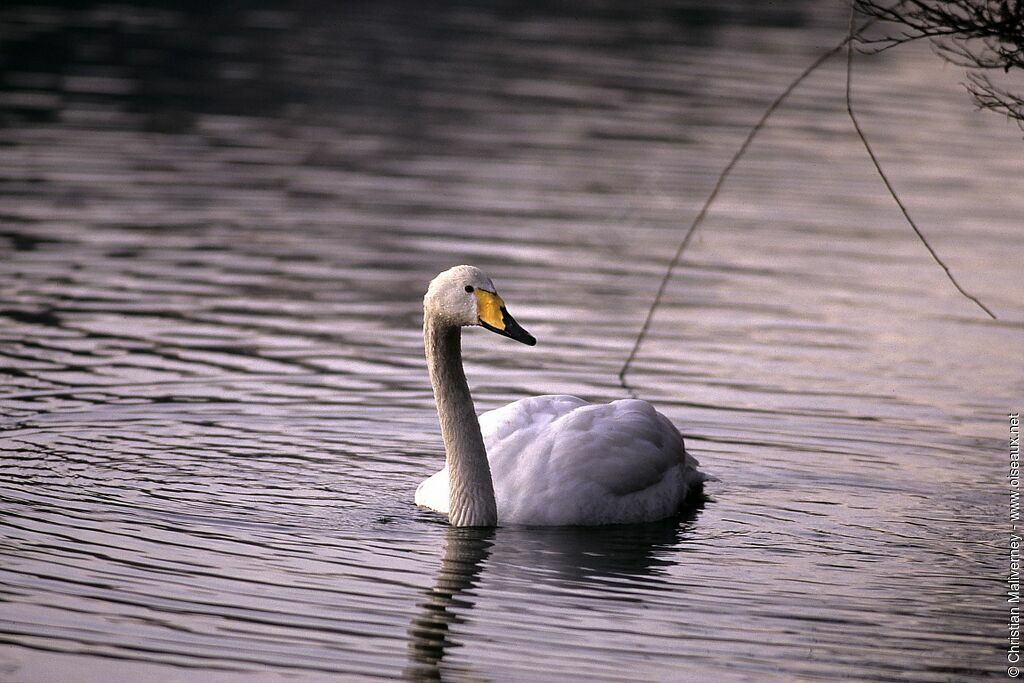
left=855, top=0, right=1024, bottom=122
left=846, top=6, right=998, bottom=320
left=618, top=26, right=873, bottom=396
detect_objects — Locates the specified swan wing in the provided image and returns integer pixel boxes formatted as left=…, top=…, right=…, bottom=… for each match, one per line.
left=481, top=396, right=698, bottom=525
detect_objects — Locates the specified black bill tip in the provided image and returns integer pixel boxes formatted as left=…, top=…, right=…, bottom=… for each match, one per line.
left=481, top=307, right=536, bottom=346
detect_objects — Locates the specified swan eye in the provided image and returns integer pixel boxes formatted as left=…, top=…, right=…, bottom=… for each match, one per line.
left=465, top=285, right=474, bottom=293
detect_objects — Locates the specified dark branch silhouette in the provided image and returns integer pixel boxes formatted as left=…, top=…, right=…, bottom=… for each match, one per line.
left=855, top=0, right=1024, bottom=127
left=619, top=28, right=872, bottom=396
left=619, top=13, right=1000, bottom=397
left=845, top=8, right=998, bottom=320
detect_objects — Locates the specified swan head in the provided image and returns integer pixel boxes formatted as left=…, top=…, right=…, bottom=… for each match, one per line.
left=425, top=265, right=536, bottom=345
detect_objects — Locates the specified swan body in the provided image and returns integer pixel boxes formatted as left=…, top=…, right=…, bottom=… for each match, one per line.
left=417, top=265, right=703, bottom=527
left=416, top=394, right=702, bottom=526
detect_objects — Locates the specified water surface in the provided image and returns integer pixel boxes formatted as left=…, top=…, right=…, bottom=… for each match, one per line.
left=1, top=1, right=1022, bottom=680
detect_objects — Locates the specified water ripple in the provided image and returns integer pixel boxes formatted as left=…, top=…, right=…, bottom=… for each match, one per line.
left=1, top=0, right=1020, bottom=680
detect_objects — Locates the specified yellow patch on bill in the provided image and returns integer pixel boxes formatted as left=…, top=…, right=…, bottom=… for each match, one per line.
left=474, top=290, right=506, bottom=330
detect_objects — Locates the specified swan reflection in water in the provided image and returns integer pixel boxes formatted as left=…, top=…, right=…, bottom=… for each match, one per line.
left=405, top=527, right=495, bottom=680
left=405, top=502, right=704, bottom=679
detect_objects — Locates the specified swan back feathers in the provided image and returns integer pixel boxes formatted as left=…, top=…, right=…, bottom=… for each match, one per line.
left=478, top=396, right=701, bottom=525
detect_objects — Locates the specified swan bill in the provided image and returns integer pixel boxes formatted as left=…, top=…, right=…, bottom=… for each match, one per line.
left=475, top=290, right=536, bottom=346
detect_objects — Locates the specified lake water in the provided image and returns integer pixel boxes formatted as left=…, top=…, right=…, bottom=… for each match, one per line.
left=1, top=1, right=1022, bottom=681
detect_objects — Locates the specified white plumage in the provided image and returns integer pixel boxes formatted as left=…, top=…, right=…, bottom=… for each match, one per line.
left=416, top=265, right=704, bottom=527
left=416, top=394, right=703, bottom=526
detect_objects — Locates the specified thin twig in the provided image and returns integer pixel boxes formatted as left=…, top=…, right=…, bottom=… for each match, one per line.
left=844, top=6, right=998, bottom=320
left=618, top=27, right=870, bottom=398
left=854, top=0, right=1024, bottom=123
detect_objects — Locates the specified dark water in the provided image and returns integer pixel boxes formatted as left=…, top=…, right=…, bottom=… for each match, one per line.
left=1, top=1, right=1022, bottom=680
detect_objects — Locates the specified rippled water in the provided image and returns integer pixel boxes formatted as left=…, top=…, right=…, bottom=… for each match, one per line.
left=2, top=1, right=1022, bottom=680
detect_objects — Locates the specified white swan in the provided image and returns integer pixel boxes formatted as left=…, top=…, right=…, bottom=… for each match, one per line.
left=415, top=265, right=704, bottom=527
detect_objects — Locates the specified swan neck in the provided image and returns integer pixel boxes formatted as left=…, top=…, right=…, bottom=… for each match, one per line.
left=424, top=315, right=498, bottom=527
